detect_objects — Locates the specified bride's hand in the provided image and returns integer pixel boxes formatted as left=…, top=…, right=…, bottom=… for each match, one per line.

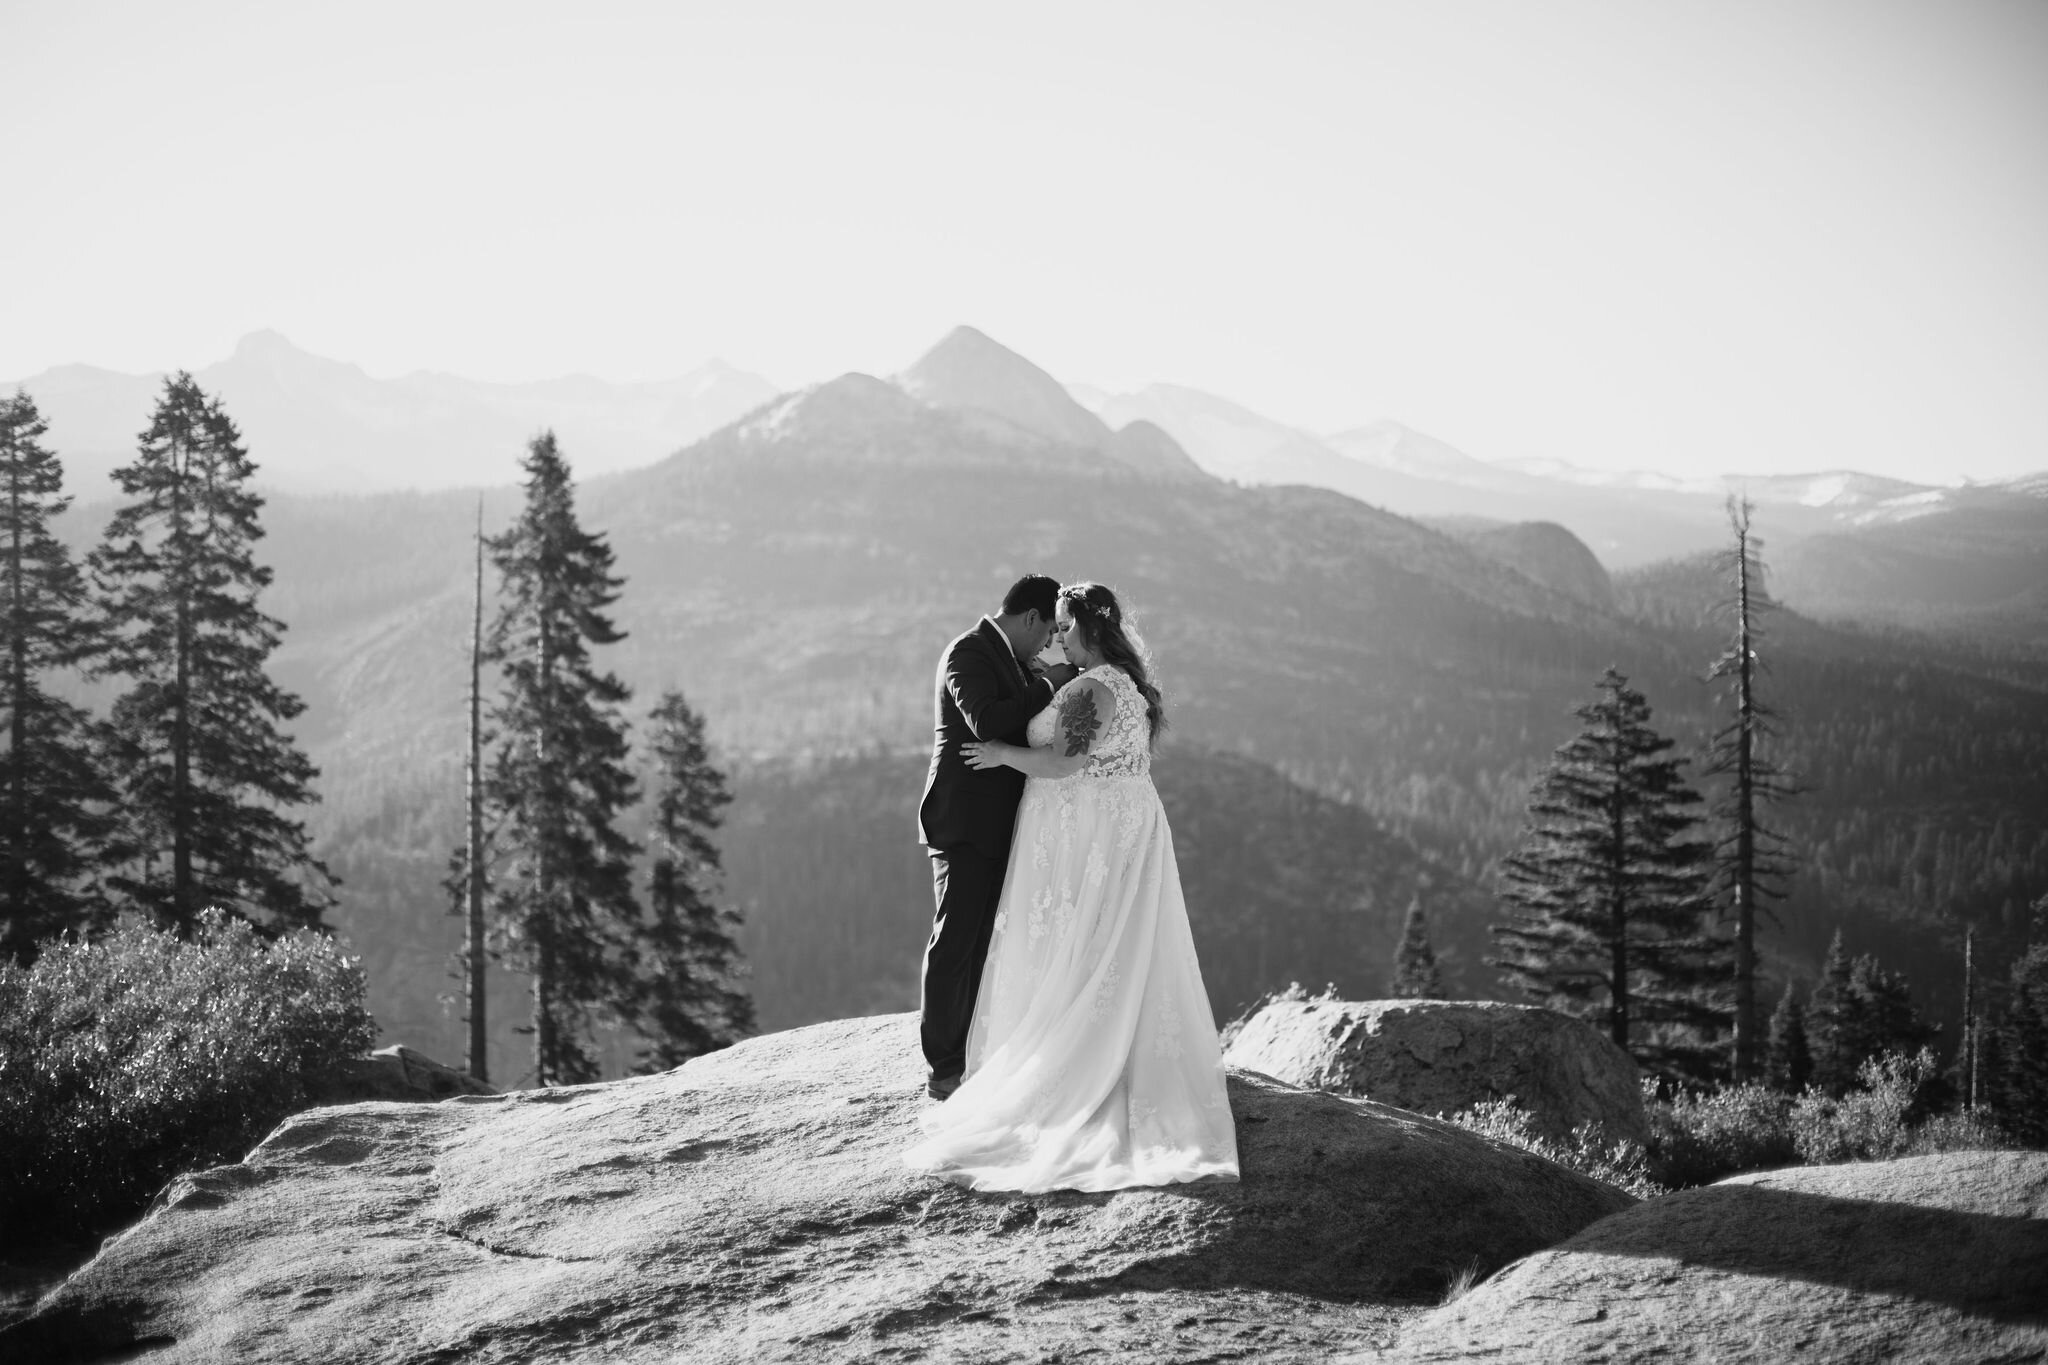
left=961, top=741, right=1011, bottom=771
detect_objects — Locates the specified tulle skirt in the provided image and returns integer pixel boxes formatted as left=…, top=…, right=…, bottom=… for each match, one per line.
left=903, top=773, right=1239, bottom=1192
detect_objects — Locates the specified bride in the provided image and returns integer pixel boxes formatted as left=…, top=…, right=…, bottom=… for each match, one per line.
left=902, top=582, right=1239, bottom=1192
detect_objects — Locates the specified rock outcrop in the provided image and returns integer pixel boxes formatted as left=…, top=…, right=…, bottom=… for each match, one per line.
left=1224, top=999, right=1649, bottom=1146
left=4, top=1013, right=1631, bottom=1364
left=312, top=1044, right=499, bottom=1104
left=1388, top=1150, right=2048, bottom=1363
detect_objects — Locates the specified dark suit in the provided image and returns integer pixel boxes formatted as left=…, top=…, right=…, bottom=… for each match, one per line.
left=916, top=618, right=1054, bottom=1083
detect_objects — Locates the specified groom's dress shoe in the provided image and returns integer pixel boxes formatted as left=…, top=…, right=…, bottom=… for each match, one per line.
left=927, top=1073, right=962, bottom=1101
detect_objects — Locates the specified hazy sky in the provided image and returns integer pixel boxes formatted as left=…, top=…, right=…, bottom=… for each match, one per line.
left=4, top=1, right=2045, bottom=483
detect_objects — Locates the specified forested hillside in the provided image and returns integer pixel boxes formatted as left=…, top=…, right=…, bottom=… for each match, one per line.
left=44, top=366, right=2048, bottom=1080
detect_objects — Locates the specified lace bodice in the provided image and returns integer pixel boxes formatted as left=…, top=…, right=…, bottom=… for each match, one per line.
left=1026, top=664, right=1151, bottom=779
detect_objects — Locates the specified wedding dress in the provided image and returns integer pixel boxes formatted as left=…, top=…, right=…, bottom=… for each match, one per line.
left=903, top=663, right=1239, bottom=1192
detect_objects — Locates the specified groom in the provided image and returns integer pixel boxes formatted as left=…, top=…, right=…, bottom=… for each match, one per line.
left=917, top=573, right=1075, bottom=1100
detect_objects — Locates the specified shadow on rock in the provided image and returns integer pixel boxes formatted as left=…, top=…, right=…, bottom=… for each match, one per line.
left=1390, top=1150, right=2048, bottom=1364
left=1575, top=1180, right=2048, bottom=1320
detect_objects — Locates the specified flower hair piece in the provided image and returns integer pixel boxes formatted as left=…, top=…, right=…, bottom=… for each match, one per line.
left=1069, top=594, right=1118, bottom=625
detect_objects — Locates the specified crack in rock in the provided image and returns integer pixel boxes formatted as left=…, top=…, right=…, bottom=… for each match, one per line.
left=433, top=1223, right=603, bottom=1265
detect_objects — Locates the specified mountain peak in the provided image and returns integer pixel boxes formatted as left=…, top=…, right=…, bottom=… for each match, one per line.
left=232, top=329, right=304, bottom=359
left=896, top=326, right=1111, bottom=452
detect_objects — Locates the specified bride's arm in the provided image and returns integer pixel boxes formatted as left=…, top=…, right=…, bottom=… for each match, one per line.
left=961, top=678, right=1113, bottom=779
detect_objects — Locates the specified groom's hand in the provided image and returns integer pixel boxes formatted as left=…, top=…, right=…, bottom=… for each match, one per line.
left=1042, top=662, right=1080, bottom=689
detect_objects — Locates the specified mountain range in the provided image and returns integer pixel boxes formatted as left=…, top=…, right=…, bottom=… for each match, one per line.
left=5, top=331, right=779, bottom=494
left=17, top=327, right=2043, bottom=646
left=1075, top=381, right=2048, bottom=585
left=35, top=324, right=2048, bottom=1083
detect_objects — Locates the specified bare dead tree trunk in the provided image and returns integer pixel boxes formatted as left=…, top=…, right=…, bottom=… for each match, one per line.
left=1964, top=924, right=1977, bottom=1112
left=466, top=499, right=489, bottom=1084
left=1729, top=501, right=1759, bottom=1082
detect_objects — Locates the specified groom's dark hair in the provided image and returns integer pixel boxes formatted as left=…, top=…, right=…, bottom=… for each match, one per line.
left=1000, top=574, right=1060, bottom=620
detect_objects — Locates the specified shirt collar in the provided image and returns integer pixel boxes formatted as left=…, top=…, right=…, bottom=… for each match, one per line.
left=982, top=616, right=1023, bottom=665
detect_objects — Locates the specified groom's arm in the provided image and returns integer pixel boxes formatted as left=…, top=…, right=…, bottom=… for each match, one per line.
left=969, top=677, right=1112, bottom=780
left=945, top=639, right=1053, bottom=742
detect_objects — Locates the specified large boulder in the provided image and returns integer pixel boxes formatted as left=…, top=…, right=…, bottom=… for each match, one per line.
left=1388, top=1150, right=2048, bottom=1363
left=1225, top=998, right=1649, bottom=1146
left=4, top=1013, right=1631, bottom=1364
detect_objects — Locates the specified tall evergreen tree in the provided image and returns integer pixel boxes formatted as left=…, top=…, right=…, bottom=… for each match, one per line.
left=87, top=374, right=331, bottom=933
left=1763, top=980, right=1812, bottom=1093
left=1490, top=667, right=1728, bottom=1080
left=1993, top=942, right=2048, bottom=1143
left=484, top=432, right=641, bottom=1086
left=1388, top=891, right=1444, bottom=998
left=0, top=391, right=114, bottom=958
left=1805, top=930, right=1860, bottom=1095
left=1847, top=954, right=1936, bottom=1059
left=1806, top=930, right=1936, bottom=1096
left=1705, top=497, right=1799, bottom=1083
left=626, top=688, right=755, bottom=1070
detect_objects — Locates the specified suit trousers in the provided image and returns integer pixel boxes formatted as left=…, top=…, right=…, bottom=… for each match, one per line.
left=919, top=843, right=1008, bottom=1083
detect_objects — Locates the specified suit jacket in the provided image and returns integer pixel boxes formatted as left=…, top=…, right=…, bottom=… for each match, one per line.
left=917, top=619, right=1056, bottom=857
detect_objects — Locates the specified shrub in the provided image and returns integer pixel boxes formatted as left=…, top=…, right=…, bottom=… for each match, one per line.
left=1645, top=1083, right=1797, bottom=1188
left=1442, top=1095, right=1665, bottom=1200
left=1639, top=1049, right=2023, bottom=1188
left=1905, top=1108, right=2015, bottom=1157
left=1790, top=1048, right=1938, bottom=1165
left=0, top=910, right=377, bottom=1235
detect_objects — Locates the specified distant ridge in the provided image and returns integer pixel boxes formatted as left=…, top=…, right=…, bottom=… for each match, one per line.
left=683, top=325, right=1204, bottom=483
left=6, top=333, right=779, bottom=495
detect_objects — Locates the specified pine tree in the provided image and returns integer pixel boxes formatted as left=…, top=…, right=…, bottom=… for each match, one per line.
left=1847, top=954, right=1935, bottom=1059
left=1806, top=930, right=1935, bottom=1096
left=0, top=391, right=115, bottom=958
left=87, top=374, right=332, bottom=933
left=1490, top=667, right=1728, bottom=1080
left=1763, top=980, right=1812, bottom=1093
left=625, top=689, right=755, bottom=1070
left=484, top=432, right=641, bottom=1086
left=1705, top=497, right=1799, bottom=1083
left=1991, top=943, right=2048, bottom=1142
left=1805, top=930, right=1861, bottom=1095
left=1388, top=892, right=1444, bottom=998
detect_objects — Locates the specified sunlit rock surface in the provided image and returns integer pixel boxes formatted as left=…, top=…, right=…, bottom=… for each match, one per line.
left=4, top=1013, right=1631, bottom=1364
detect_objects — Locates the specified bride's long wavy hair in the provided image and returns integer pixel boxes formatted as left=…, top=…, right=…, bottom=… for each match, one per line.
left=1060, top=582, right=1165, bottom=746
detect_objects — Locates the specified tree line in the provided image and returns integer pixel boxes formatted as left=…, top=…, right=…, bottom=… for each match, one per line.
left=0, top=378, right=331, bottom=949
left=1466, top=498, right=2048, bottom=1135
left=0, top=381, right=754, bottom=1087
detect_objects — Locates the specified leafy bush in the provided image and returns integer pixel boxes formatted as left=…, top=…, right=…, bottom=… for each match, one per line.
left=1645, top=1083, right=1797, bottom=1188
left=1790, top=1048, right=1945, bottom=1165
left=0, top=910, right=377, bottom=1235
left=1442, top=1095, right=1665, bottom=1200
left=1905, top=1108, right=2014, bottom=1158
left=1644, top=1050, right=2018, bottom=1185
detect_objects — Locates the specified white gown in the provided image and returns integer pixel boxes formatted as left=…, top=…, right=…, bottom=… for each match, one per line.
left=903, top=664, right=1240, bottom=1192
